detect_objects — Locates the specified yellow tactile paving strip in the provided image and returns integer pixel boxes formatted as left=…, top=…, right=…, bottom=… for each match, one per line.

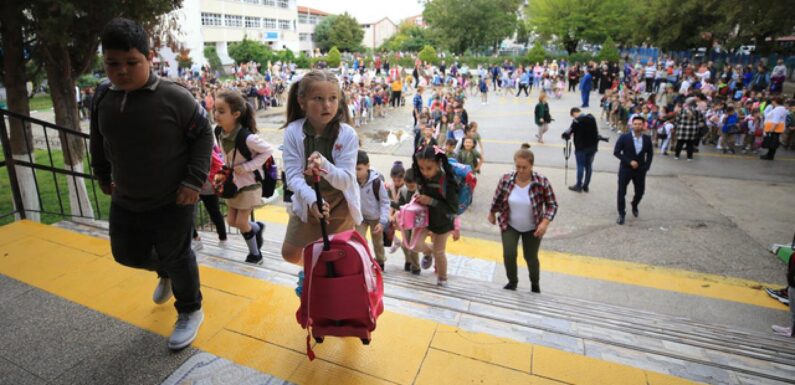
left=255, top=205, right=788, bottom=311
left=0, top=220, right=706, bottom=385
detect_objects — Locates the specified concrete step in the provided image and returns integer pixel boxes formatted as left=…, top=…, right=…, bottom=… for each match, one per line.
left=55, top=220, right=795, bottom=385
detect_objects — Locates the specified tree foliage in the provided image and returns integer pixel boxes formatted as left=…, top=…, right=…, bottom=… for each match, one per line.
left=313, top=13, right=364, bottom=52
left=526, top=41, right=547, bottom=64
left=327, top=47, right=342, bottom=68
left=423, top=0, right=523, bottom=53
left=598, top=36, right=620, bottom=63
left=228, top=37, right=273, bottom=65
left=380, top=21, right=438, bottom=52
left=203, top=46, right=223, bottom=72
left=528, top=0, right=639, bottom=54
left=418, top=45, right=438, bottom=65
left=636, top=0, right=794, bottom=54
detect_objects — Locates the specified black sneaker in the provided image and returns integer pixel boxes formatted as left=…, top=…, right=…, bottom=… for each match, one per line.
left=503, top=283, right=517, bottom=291
left=766, top=287, right=790, bottom=305
left=245, top=253, right=263, bottom=265
left=255, top=222, right=265, bottom=250
left=568, top=185, right=582, bottom=193
left=531, top=284, right=541, bottom=293
left=582, top=186, right=589, bottom=193
left=404, top=262, right=411, bottom=272
left=411, top=268, right=421, bottom=276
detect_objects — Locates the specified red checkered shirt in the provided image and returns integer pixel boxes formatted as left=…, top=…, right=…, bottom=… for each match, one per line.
left=489, top=172, right=558, bottom=232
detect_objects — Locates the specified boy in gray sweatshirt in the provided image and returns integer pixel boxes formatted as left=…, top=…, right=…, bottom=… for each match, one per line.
left=89, top=18, right=213, bottom=351
left=355, top=151, right=390, bottom=270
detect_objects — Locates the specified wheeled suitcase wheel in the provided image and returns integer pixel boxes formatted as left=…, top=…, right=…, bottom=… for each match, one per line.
left=361, top=338, right=370, bottom=345
left=315, top=337, right=324, bottom=343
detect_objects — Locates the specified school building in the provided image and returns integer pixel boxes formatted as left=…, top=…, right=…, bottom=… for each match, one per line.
left=159, top=0, right=301, bottom=73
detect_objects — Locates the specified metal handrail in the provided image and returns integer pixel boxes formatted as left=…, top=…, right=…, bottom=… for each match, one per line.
left=0, top=107, right=101, bottom=222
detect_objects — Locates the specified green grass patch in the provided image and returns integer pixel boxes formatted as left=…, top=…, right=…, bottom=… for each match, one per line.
left=28, top=94, right=53, bottom=111
left=0, top=149, right=111, bottom=226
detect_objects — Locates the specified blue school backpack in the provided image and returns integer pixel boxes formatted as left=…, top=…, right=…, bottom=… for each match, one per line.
left=445, top=158, right=477, bottom=215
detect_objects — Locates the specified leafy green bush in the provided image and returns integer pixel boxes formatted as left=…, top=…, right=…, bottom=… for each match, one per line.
left=76, top=74, right=100, bottom=88
left=527, top=41, right=548, bottom=65
left=203, top=46, right=224, bottom=72
left=418, top=45, right=439, bottom=65
left=327, top=47, right=342, bottom=67
left=598, top=37, right=620, bottom=63
left=295, top=52, right=311, bottom=69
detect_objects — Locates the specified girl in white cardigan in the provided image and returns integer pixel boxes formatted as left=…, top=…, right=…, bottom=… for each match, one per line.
left=214, top=90, right=274, bottom=264
left=281, top=70, right=361, bottom=273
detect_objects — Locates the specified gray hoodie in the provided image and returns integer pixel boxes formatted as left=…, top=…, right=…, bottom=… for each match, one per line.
left=359, top=170, right=390, bottom=226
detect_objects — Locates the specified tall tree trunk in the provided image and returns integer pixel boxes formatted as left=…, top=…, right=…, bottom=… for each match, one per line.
left=1, top=0, right=41, bottom=221
left=42, top=42, right=95, bottom=220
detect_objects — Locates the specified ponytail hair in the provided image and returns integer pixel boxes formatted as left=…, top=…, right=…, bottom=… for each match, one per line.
left=282, top=70, right=350, bottom=142
left=216, top=90, right=258, bottom=133
left=412, top=144, right=458, bottom=191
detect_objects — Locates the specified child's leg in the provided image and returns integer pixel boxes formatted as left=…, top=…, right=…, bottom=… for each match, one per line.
left=230, top=208, right=261, bottom=257
left=430, top=231, right=451, bottom=281
left=401, top=229, right=420, bottom=270
left=370, top=220, right=385, bottom=263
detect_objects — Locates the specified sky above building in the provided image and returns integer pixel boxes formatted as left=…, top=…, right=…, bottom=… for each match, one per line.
left=298, top=0, right=424, bottom=24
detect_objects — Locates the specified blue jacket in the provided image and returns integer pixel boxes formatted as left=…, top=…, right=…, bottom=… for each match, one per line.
left=614, top=132, right=653, bottom=172
left=580, top=73, right=593, bottom=92
left=520, top=72, right=530, bottom=85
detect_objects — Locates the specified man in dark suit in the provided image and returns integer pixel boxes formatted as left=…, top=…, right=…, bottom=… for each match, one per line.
left=614, top=116, right=653, bottom=225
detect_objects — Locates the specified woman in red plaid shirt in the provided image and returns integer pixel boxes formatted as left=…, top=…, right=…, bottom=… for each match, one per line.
left=487, top=145, right=558, bottom=293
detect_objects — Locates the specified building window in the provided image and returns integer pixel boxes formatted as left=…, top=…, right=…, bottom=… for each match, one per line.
left=298, top=14, right=308, bottom=24
left=263, top=0, right=275, bottom=6
left=245, top=16, right=261, bottom=28
left=310, top=16, right=318, bottom=25
left=279, top=19, right=291, bottom=30
left=225, top=15, right=243, bottom=27
left=278, top=0, right=289, bottom=8
left=263, top=18, right=276, bottom=29
left=299, top=33, right=308, bottom=42
left=201, top=12, right=222, bottom=27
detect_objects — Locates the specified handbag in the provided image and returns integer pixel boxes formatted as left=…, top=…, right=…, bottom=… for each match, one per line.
left=213, top=148, right=239, bottom=198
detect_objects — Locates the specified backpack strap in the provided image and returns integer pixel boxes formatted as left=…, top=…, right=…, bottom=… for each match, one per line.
left=372, top=176, right=381, bottom=203
left=91, top=80, right=112, bottom=123
left=232, top=127, right=264, bottom=182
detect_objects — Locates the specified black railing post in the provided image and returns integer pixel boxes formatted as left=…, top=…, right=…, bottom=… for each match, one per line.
left=0, top=115, right=26, bottom=219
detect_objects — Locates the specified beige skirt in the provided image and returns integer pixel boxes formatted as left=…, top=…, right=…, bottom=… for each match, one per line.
left=226, top=186, right=263, bottom=210
left=283, top=199, right=355, bottom=248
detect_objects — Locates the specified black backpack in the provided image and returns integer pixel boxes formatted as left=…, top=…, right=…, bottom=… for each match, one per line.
left=214, top=126, right=277, bottom=199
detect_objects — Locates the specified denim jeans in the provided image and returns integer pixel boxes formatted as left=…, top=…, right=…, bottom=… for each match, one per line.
left=109, top=202, right=202, bottom=314
left=575, top=147, right=597, bottom=188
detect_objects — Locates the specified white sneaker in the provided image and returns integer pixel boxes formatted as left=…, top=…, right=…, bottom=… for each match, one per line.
left=389, top=241, right=401, bottom=254
left=772, top=325, right=793, bottom=337
left=191, top=239, right=203, bottom=251
left=218, top=239, right=229, bottom=247
left=437, top=278, right=449, bottom=288
left=153, top=277, right=173, bottom=304
left=168, top=309, right=205, bottom=350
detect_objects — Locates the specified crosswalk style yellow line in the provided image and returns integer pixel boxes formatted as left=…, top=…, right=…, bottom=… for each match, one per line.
left=0, top=220, right=705, bottom=385
left=254, top=205, right=787, bottom=311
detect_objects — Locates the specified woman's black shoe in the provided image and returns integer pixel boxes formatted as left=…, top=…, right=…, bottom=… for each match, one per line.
left=531, top=284, right=541, bottom=293
left=404, top=262, right=411, bottom=271
left=503, top=283, right=517, bottom=291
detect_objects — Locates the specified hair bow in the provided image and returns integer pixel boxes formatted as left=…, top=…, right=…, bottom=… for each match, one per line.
left=432, top=145, right=445, bottom=155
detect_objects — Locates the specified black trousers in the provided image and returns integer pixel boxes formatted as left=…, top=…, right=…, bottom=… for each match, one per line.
left=617, top=168, right=646, bottom=216
left=675, top=139, right=696, bottom=159
left=516, top=84, right=529, bottom=96
left=194, top=194, right=227, bottom=241
left=109, top=202, right=202, bottom=314
left=764, top=133, right=781, bottom=159
left=391, top=91, right=401, bottom=108
left=568, top=80, right=577, bottom=92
